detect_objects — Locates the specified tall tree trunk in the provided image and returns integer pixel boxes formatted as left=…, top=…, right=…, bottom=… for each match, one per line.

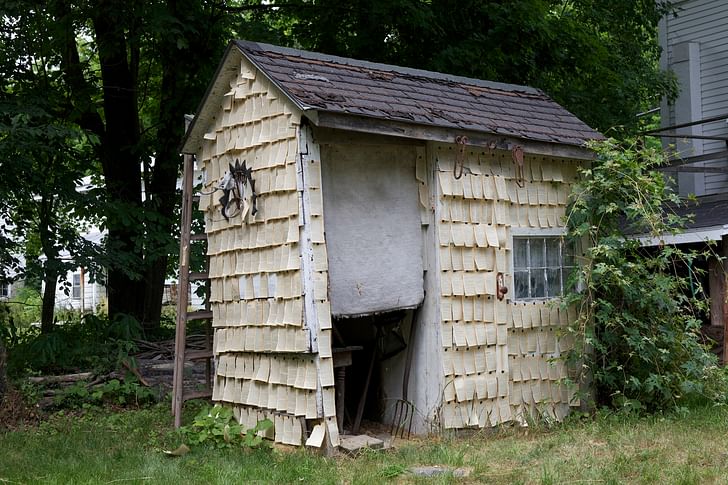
left=40, top=269, right=58, bottom=334
left=0, top=337, right=6, bottom=405
left=141, top=0, right=221, bottom=329
left=141, top=0, right=185, bottom=329
left=92, top=1, right=145, bottom=323
left=38, top=193, right=58, bottom=334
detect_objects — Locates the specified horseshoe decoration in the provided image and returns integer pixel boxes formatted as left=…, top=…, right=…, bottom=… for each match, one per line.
left=219, top=159, right=258, bottom=221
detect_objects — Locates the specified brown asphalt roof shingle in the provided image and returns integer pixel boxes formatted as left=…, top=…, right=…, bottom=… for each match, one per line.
left=235, top=40, right=603, bottom=147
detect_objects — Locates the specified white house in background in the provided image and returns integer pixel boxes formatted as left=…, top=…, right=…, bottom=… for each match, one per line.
left=0, top=253, right=25, bottom=302
left=658, top=0, right=728, bottom=198
left=52, top=225, right=107, bottom=312
left=653, top=0, right=728, bottom=363
left=53, top=169, right=207, bottom=312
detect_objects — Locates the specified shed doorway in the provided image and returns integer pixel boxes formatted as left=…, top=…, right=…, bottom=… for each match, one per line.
left=332, top=310, right=415, bottom=435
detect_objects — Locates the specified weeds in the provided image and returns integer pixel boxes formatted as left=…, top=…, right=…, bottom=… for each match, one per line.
left=4, top=311, right=142, bottom=376
left=0, top=403, right=727, bottom=484
left=52, top=377, right=156, bottom=409
left=179, top=404, right=273, bottom=450
left=564, top=138, right=726, bottom=412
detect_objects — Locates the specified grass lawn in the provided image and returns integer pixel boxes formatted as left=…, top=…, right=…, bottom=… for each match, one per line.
left=1, top=402, right=728, bottom=484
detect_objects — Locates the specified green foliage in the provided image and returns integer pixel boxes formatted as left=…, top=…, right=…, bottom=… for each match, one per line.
left=563, top=139, right=724, bottom=412
left=180, top=404, right=273, bottom=450
left=3, top=403, right=728, bottom=483
left=2, top=286, right=42, bottom=330
left=278, top=0, right=677, bottom=132
left=6, top=312, right=142, bottom=376
left=53, top=378, right=156, bottom=409
left=2, top=0, right=678, bottom=332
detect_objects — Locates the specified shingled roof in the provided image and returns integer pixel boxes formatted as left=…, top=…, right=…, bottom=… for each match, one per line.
left=235, top=40, right=601, bottom=147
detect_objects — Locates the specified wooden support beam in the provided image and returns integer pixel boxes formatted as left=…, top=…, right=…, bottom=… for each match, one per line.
left=723, top=236, right=728, bottom=366
left=172, top=152, right=194, bottom=428
left=311, top=112, right=595, bottom=161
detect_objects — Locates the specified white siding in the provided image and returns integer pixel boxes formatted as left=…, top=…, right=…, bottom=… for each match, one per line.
left=53, top=268, right=106, bottom=312
left=662, top=0, right=728, bottom=196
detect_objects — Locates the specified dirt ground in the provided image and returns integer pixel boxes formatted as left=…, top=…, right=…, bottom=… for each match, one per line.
left=0, top=386, right=44, bottom=430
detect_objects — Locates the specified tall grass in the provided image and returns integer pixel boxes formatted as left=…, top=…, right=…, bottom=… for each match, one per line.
left=1, top=403, right=727, bottom=484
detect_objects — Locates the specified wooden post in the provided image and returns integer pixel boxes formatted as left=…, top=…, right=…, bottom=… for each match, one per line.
left=80, top=267, right=86, bottom=314
left=722, top=236, right=728, bottom=366
left=172, top=151, right=194, bottom=427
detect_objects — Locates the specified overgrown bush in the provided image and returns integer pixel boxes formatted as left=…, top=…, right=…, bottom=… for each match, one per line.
left=3, top=286, right=42, bottom=330
left=563, top=138, right=725, bottom=412
left=5, top=312, right=142, bottom=376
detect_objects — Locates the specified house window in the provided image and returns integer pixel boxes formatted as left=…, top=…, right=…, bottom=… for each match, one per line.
left=0, top=283, right=8, bottom=298
left=513, top=236, right=574, bottom=300
left=72, top=273, right=82, bottom=299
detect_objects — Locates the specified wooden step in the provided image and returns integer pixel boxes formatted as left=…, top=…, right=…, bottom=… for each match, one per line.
left=187, top=310, right=213, bottom=321
left=190, top=233, right=207, bottom=241
left=183, top=389, right=212, bottom=402
left=186, top=349, right=213, bottom=361
left=189, top=271, right=209, bottom=281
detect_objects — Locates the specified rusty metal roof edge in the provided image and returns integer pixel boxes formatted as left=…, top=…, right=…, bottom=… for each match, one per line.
left=234, top=40, right=544, bottom=97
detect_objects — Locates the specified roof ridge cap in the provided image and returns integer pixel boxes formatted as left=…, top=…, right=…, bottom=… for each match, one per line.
left=234, top=39, right=544, bottom=96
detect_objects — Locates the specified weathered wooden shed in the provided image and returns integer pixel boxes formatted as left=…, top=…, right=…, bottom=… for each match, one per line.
left=180, top=40, right=602, bottom=448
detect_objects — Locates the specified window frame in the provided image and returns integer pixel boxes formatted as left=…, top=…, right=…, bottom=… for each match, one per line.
left=72, top=273, right=82, bottom=300
left=0, top=283, right=8, bottom=299
left=511, top=230, right=574, bottom=301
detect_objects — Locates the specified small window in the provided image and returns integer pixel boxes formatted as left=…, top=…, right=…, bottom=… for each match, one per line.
left=513, top=236, right=574, bottom=300
left=0, top=283, right=8, bottom=298
left=72, top=273, right=82, bottom=299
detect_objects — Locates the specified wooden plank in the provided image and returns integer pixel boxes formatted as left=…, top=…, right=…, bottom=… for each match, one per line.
left=191, top=233, right=208, bottom=241
left=185, top=349, right=214, bottom=361
left=183, top=389, right=213, bottom=401
left=172, top=150, right=195, bottom=428
left=189, top=271, right=209, bottom=281
left=312, top=112, right=595, bottom=161
left=297, top=123, right=335, bottom=451
left=709, top=257, right=724, bottom=327
left=312, top=126, right=426, bottom=147
left=28, top=372, right=94, bottom=384
left=187, top=310, right=213, bottom=321
left=723, top=236, right=728, bottom=366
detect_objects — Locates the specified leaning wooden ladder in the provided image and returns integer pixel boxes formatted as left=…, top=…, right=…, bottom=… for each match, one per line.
left=172, top=151, right=214, bottom=428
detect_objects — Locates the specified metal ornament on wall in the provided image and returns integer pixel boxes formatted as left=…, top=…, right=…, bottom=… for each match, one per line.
left=219, top=159, right=258, bottom=221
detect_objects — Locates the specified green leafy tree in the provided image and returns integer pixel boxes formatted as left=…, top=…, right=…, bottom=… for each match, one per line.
left=0, top=304, right=6, bottom=403
left=564, top=139, right=720, bottom=412
left=0, top=9, right=102, bottom=333
left=0, top=1, right=236, bottom=329
left=275, top=0, right=677, bottom=132
left=2, top=0, right=683, bottom=335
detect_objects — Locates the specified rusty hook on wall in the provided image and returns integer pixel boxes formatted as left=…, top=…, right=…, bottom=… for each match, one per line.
left=512, top=145, right=525, bottom=188
left=454, top=135, right=469, bottom=179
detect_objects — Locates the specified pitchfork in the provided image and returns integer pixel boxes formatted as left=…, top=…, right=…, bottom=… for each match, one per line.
left=390, top=307, right=420, bottom=439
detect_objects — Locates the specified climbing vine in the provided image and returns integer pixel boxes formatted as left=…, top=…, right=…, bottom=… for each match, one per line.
left=563, top=138, right=726, bottom=412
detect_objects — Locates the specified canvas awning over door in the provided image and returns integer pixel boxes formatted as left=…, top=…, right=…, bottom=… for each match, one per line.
left=321, top=143, right=424, bottom=317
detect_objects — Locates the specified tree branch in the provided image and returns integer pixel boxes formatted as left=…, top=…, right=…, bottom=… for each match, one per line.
left=49, top=0, right=105, bottom=138
left=213, top=2, right=316, bottom=13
